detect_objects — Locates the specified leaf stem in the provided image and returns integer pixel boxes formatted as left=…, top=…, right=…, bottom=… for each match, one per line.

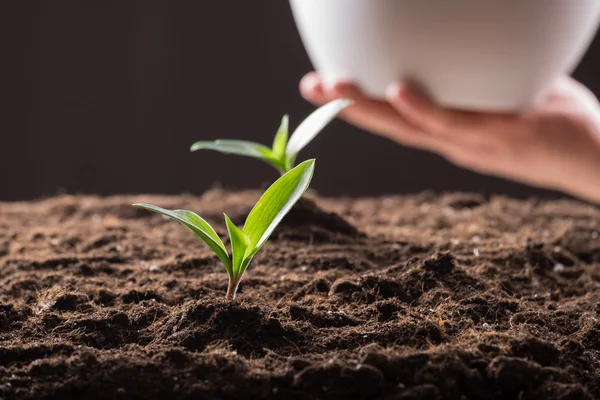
left=225, top=275, right=241, bottom=302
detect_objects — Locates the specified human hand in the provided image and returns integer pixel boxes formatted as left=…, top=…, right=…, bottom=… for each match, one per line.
left=300, top=73, right=600, bottom=203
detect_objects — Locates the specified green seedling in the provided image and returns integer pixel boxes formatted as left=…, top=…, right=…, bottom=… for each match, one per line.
left=190, top=99, right=351, bottom=174
left=133, top=159, right=315, bottom=301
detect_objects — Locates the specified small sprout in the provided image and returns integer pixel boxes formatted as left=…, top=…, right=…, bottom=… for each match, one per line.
left=133, top=159, right=315, bottom=301
left=190, top=99, right=352, bottom=174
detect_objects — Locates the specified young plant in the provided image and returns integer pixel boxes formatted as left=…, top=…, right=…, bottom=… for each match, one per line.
left=133, top=159, right=315, bottom=301
left=190, top=99, right=351, bottom=174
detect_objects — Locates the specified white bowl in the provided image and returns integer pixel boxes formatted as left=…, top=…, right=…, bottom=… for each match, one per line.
left=290, top=0, right=600, bottom=112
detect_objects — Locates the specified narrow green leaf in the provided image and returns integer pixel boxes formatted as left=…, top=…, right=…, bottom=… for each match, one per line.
left=272, top=115, right=289, bottom=160
left=243, top=159, right=315, bottom=258
left=286, top=99, right=352, bottom=158
left=133, top=203, right=232, bottom=273
left=191, top=139, right=274, bottom=159
left=190, top=139, right=284, bottom=171
left=224, top=213, right=250, bottom=277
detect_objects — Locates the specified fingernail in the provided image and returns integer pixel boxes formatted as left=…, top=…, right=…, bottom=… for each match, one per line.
left=385, top=82, right=402, bottom=100
left=301, top=73, right=318, bottom=87
left=321, top=76, right=337, bottom=92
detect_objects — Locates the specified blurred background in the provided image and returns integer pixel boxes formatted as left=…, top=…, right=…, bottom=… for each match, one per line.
left=1, top=1, right=600, bottom=201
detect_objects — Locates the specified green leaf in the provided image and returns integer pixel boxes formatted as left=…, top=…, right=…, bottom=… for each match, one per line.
left=286, top=99, right=352, bottom=158
left=190, top=139, right=284, bottom=171
left=133, top=203, right=232, bottom=274
left=272, top=115, right=289, bottom=160
left=191, top=139, right=273, bottom=159
left=224, top=213, right=250, bottom=277
left=243, top=159, right=315, bottom=258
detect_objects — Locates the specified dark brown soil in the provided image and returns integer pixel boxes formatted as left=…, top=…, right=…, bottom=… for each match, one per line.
left=1, top=190, right=600, bottom=400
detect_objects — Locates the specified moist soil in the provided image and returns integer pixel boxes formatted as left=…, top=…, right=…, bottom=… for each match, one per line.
left=1, top=190, right=600, bottom=400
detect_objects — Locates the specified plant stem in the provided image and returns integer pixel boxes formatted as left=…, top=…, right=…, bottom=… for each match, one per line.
left=225, top=275, right=241, bottom=302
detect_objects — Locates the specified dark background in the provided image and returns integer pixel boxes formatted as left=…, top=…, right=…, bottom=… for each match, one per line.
left=1, top=1, right=599, bottom=201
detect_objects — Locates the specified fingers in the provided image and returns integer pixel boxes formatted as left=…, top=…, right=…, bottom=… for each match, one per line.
left=388, top=82, right=524, bottom=157
left=298, top=73, right=522, bottom=165
left=377, top=80, right=537, bottom=175
left=301, top=72, right=442, bottom=150
left=322, top=80, right=445, bottom=151
left=385, top=83, right=447, bottom=134
left=385, top=83, right=492, bottom=137
left=323, top=80, right=409, bottom=136
left=299, top=72, right=328, bottom=105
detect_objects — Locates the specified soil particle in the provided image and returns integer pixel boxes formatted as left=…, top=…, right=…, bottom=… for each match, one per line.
left=422, top=253, right=456, bottom=274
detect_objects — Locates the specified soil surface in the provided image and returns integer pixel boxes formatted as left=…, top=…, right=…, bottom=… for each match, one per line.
left=1, top=190, right=600, bottom=400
